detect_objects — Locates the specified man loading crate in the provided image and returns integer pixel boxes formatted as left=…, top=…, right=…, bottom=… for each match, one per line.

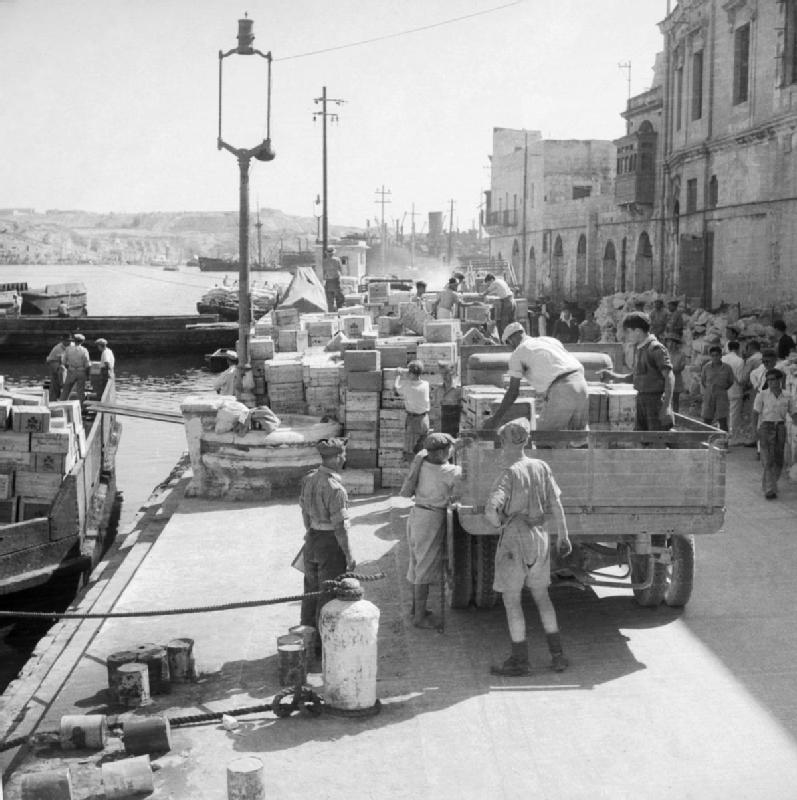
left=482, top=322, right=589, bottom=432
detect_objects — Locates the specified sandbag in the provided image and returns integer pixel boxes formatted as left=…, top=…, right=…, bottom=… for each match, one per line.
left=215, top=399, right=250, bottom=434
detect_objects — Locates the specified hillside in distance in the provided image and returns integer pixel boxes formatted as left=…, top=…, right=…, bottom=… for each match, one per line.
left=0, top=208, right=364, bottom=265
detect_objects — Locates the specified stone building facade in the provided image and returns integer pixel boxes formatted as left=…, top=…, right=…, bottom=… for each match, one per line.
left=661, top=0, right=797, bottom=308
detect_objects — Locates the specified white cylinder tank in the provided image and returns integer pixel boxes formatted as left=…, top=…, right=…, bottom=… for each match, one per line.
left=320, top=578, right=380, bottom=712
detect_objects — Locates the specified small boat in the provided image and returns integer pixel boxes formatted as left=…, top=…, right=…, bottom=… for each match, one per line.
left=0, top=282, right=87, bottom=317
left=162, top=265, right=180, bottom=272
left=0, top=377, right=120, bottom=595
left=198, top=256, right=239, bottom=272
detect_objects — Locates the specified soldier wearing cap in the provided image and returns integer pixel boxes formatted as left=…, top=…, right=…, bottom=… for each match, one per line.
left=45, top=332, right=72, bottom=401
left=60, top=332, right=90, bottom=403
left=483, top=322, right=588, bottom=433
left=484, top=418, right=572, bottom=675
left=322, top=246, right=344, bottom=312
left=299, top=438, right=356, bottom=634
left=96, top=338, right=115, bottom=376
left=212, top=350, right=239, bottom=396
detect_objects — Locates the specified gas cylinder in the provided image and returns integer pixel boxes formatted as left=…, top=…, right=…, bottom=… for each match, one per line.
left=319, top=578, right=380, bottom=713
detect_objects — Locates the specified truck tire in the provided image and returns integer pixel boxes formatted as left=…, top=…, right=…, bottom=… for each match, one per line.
left=473, top=535, right=499, bottom=609
left=631, top=534, right=667, bottom=607
left=664, top=534, right=695, bottom=607
left=446, top=510, right=472, bottom=609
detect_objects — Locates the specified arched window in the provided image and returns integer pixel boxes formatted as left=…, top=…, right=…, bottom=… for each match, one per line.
left=575, top=234, right=588, bottom=299
left=552, top=235, right=564, bottom=302
left=635, top=232, right=654, bottom=291
left=602, top=241, right=617, bottom=295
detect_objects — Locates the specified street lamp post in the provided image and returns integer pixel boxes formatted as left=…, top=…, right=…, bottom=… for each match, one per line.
left=217, top=15, right=275, bottom=397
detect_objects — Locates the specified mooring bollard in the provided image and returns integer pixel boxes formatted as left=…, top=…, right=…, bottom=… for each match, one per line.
left=123, top=715, right=172, bottom=756
left=20, top=767, right=73, bottom=800
left=131, top=643, right=170, bottom=694
left=59, top=714, right=108, bottom=750
left=288, top=624, right=317, bottom=654
left=116, top=662, right=152, bottom=708
left=276, top=633, right=306, bottom=687
left=227, top=755, right=265, bottom=800
left=166, top=638, right=196, bottom=682
left=101, top=755, right=154, bottom=799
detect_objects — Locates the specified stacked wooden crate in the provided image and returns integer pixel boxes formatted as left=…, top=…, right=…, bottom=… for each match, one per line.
left=380, top=367, right=404, bottom=410
left=265, top=358, right=306, bottom=415
left=339, top=314, right=371, bottom=339
left=378, top=408, right=406, bottom=488
left=0, top=400, right=81, bottom=524
left=416, top=341, right=458, bottom=432
left=342, top=350, right=380, bottom=470
left=304, top=318, right=339, bottom=348
left=303, top=355, right=343, bottom=418
left=460, top=385, right=536, bottom=432
left=250, top=336, right=276, bottom=402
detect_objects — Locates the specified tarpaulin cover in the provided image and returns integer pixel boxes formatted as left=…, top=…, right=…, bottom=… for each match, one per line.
left=277, top=266, right=327, bottom=314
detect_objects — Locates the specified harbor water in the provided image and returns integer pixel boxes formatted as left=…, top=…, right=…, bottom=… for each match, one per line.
left=0, top=263, right=291, bottom=692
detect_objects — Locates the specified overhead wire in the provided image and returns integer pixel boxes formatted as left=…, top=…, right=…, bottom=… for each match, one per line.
left=274, top=0, right=524, bottom=62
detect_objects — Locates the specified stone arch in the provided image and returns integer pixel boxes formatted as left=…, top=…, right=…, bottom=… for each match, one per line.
left=634, top=231, right=654, bottom=292
left=602, top=240, right=617, bottom=295
left=552, top=235, right=564, bottom=302
left=575, top=234, right=587, bottom=298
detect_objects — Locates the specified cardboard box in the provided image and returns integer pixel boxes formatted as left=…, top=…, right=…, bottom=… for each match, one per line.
left=12, top=407, right=51, bottom=434
left=346, top=370, right=382, bottom=392
left=344, top=350, right=381, bottom=373
left=250, top=337, right=275, bottom=361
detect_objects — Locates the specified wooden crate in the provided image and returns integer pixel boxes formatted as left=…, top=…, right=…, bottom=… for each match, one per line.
left=344, top=350, right=381, bottom=372
left=346, top=371, right=382, bottom=392
left=423, top=320, right=461, bottom=343
left=19, top=498, right=52, bottom=521
left=345, top=391, right=380, bottom=412
left=277, top=329, right=309, bottom=353
left=380, top=392, right=404, bottom=409
left=0, top=397, right=12, bottom=429
left=15, top=470, right=63, bottom=502
left=0, top=432, right=31, bottom=453
left=340, top=468, right=381, bottom=496
left=267, top=381, right=304, bottom=401
left=265, top=362, right=304, bottom=384
left=340, top=316, right=370, bottom=338
left=305, top=320, right=338, bottom=337
left=254, top=319, right=274, bottom=338
left=31, top=430, right=74, bottom=454
left=367, top=283, right=390, bottom=304
left=0, top=496, right=19, bottom=524
left=346, top=449, right=378, bottom=469
left=377, top=316, right=403, bottom=336
left=416, top=342, right=458, bottom=371
left=346, top=430, right=378, bottom=448
left=12, top=407, right=50, bottom=434
left=250, top=337, right=275, bottom=361
left=606, top=385, right=637, bottom=429
left=34, top=451, right=74, bottom=474
left=380, top=468, right=405, bottom=489
left=0, top=470, right=13, bottom=500
left=272, top=307, right=301, bottom=329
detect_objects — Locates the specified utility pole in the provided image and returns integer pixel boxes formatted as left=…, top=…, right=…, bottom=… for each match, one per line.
left=313, top=86, right=345, bottom=262
left=447, top=199, right=455, bottom=265
left=375, top=185, right=391, bottom=268
left=521, top=131, right=528, bottom=295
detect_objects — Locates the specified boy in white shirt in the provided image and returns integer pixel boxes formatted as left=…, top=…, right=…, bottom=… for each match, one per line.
left=394, top=360, right=430, bottom=462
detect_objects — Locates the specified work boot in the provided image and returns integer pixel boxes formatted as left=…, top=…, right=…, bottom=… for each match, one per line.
left=490, top=641, right=530, bottom=676
left=546, top=632, right=569, bottom=673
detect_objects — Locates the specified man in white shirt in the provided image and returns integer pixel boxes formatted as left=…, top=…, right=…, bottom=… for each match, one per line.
left=96, top=338, right=115, bottom=376
left=213, top=351, right=238, bottom=396
left=753, top=368, right=797, bottom=498
left=722, top=340, right=745, bottom=444
left=483, top=322, right=588, bottom=433
left=482, top=273, right=516, bottom=338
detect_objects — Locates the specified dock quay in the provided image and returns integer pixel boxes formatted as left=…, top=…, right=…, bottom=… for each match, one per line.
left=0, top=449, right=796, bottom=797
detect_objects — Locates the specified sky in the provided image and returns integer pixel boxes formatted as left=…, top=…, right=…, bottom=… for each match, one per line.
left=0, top=0, right=667, bottom=230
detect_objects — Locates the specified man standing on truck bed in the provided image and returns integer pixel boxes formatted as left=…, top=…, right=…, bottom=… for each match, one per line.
left=600, top=311, right=675, bottom=431
left=322, top=247, right=345, bottom=312
left=484, top=418, right=572, bottom=676
left=483, top=322, right=588, bottom=433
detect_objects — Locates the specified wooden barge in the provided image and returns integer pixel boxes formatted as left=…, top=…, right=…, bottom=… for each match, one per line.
left=0, top=315, right=239, bottom=357
left=0, top=380, right=121, bottom=595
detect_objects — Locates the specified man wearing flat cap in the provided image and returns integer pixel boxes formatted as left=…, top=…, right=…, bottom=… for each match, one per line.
left=299, top=438, right=356, bottom=636
left=96, top=338, right=115, bottom=377
left=484, top=418, right=571, bottom=676
left=322, top=247, right=344, bottom=312
left=60, top=332, right=90, bottom=404
left=484, top=322, right=588, bottom=434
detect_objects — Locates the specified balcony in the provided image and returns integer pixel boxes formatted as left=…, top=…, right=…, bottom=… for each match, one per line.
left=483, top=209, right=518, bottom=232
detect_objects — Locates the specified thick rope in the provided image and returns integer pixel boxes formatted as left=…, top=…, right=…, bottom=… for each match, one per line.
left=0, top=572, right=385, bottom=622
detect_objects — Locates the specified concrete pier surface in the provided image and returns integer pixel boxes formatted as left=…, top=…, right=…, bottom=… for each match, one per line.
left=2, top=448, right=797, bottom=799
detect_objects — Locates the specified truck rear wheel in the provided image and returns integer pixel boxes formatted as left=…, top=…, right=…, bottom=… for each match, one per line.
left=446, top=509, right=473, bottom=609
left=631, top=535, right=667, bottom=607
left=473, top=535, right=499, bottom=609
left=664, top=534, right=695, bottom=607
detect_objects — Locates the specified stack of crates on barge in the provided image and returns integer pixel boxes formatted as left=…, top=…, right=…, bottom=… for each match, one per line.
left=0, top=395, right=81, bottom=524
left=265, top=357, right=306, bottom=415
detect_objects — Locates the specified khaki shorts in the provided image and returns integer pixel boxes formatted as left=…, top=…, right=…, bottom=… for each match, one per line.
left=492, top=525, right=551, bottom=593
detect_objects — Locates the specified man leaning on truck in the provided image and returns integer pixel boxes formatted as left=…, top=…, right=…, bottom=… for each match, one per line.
left=484, top=418, right=572, bottom=676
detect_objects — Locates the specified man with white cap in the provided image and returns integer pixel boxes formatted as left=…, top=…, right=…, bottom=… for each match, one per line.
left=485, top=417, right=572, bottom=675
left=212, top=351, right=239, bottom=396
left=483, top=322, right=589, bottom=432
left=95, top=338, right=115, bottom=376
left=60, top=333, right=90, bottom=403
